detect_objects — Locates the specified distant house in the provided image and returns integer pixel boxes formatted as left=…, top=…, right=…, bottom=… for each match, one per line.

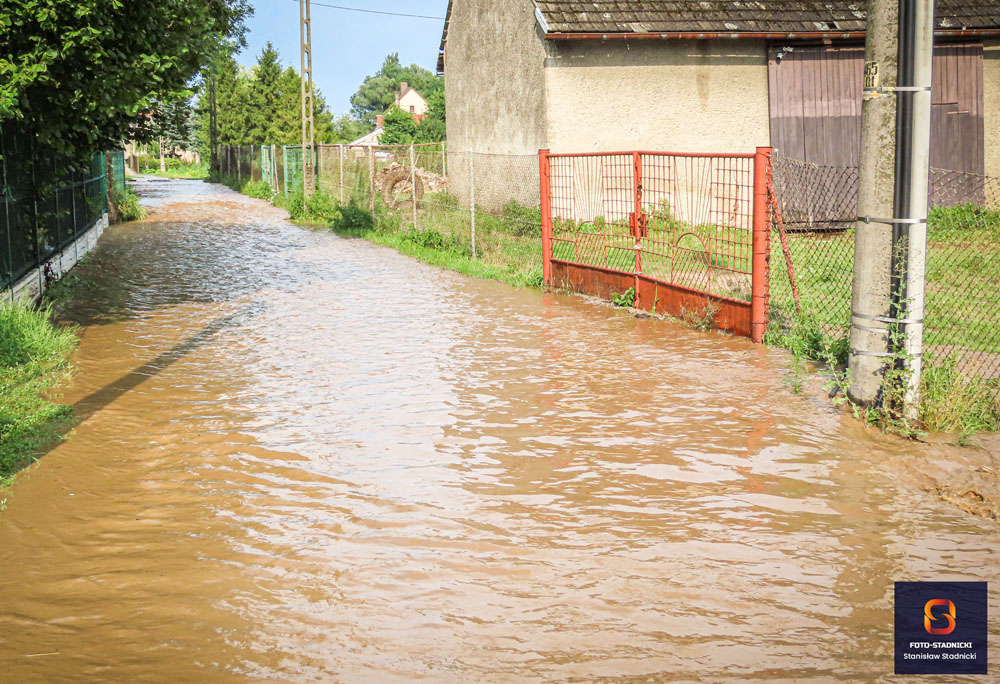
left=438, top=0, right=1000, bottom=202
left=394, top=82, right=429, bottom=123
left=348, top=82, right=430, bottom=146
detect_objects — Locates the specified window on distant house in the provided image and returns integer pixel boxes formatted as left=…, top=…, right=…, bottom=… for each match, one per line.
left=410, top=106, right=415, bottom=113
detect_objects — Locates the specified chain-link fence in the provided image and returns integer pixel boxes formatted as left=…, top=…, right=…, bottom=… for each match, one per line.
left=223, top=142, right=543, bottom=282
left=769, top=154, right=1000, bottom=379
left=1, top=126, right=115, bottom=290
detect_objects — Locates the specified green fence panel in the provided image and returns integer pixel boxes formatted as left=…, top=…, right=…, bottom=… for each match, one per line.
left=110, top=150, right=126, bottom=192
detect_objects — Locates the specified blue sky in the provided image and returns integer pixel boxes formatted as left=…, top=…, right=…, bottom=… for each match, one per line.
left=239, top=0, right=450, bottom=117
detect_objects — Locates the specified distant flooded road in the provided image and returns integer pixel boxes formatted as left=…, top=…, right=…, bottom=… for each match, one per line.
left=0, top=177, right=996, bottom=683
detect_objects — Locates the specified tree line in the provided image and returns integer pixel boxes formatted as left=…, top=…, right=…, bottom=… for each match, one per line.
left=204, top=49, right=446, bottom=149
left=1, top=0, right=251, bottom=186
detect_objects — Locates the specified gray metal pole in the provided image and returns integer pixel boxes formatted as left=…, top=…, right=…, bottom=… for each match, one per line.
left=848, top=0, right=900, bottom=405
left=339, top=144, right=344, bottom=204
left=900, top=0, right=934, bottom=412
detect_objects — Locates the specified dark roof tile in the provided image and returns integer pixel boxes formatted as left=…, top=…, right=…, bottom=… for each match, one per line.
left=534, top=1, right=1000, bottom=34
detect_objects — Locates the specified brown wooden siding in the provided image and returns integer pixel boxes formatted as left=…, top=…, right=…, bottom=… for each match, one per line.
left=768, top=44, right=985, bottom=175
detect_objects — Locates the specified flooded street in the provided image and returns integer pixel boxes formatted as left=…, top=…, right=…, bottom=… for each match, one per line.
left=1, top=178, right=996, bottom=682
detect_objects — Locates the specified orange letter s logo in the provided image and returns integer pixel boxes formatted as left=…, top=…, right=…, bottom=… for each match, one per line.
left=924, top=599, right=956, bottom=635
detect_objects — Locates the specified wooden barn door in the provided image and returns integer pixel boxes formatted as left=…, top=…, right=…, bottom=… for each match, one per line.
left=768, top=44, right=985, bottom=177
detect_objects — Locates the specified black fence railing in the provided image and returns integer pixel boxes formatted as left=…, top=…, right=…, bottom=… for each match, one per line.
left=1, top=127, right=120, bottom=289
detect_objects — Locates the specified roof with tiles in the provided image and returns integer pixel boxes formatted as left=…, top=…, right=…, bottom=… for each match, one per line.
left=533, top=1, right=1000, bottom=34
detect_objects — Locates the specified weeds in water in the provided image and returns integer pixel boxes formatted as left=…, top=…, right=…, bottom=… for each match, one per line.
left=113, top=186, right=145, bottom=222
left=610, top=287, right=635, bottom=308
left=0, top=300, right=78, bottom=480
left=42, top=263, right=95, bottom=307
left=241, top=179, right=275, bottom=201
left=680, top=302, right=721, bottom=331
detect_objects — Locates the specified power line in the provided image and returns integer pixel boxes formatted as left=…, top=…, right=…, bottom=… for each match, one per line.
left=287, top=0, right=444, bottom=21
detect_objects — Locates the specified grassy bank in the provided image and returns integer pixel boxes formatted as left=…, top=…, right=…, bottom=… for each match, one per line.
left=214, top=172, right=544, bottom=289
left=765, top=314, right=1000, bottom=441
left=140, top=160, right=209, bottom=180
left=0, top=301, right=78, bottom=484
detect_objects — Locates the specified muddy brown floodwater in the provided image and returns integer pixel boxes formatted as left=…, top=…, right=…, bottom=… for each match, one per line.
left=0, top=178, right=997, bottom=683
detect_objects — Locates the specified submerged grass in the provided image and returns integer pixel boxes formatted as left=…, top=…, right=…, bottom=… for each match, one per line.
left=0, top=300, right=78, bottom=481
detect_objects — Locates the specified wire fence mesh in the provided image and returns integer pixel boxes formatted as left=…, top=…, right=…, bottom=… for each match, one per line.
left=1, top=125, right=114, bottom=289
left=234, top=142, right=542, bottom=282
left=769, top=153, right=1000, bottom=380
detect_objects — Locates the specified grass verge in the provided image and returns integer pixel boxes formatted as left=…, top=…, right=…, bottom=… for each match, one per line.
left=140, top=161, right=209, bottom=180
left=0, top=300, right=78, bottom=482
left=765, top=314, right=1000, bottom=441
left=214, top=174, right=544, bottom=289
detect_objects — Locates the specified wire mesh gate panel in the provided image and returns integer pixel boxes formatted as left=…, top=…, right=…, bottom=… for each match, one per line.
left=541, top=149, right=770, bottom=339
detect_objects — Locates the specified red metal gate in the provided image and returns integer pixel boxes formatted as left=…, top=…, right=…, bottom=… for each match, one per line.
left=539, top=148, right=771, bottom=341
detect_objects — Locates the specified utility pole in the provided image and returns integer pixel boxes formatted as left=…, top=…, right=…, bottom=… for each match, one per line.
left=299, top=0, right=315, bottom=197
left=848, top=0, right=933, bottom=412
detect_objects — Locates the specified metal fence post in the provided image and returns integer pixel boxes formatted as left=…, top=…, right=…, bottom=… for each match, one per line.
left=632, top=151, right=643, bottom=307
left=539, top=149, right=552, bottom=285
left=442, top=141, right=447, bottom=178
left=751, top=147, right=772, bottom=344
left=469, top=152, right=476, bottom=259
left=237, top=144, right=242, bottom=183
left=339, top=144, right=344, bottom=204
left=272, top=145, right=278, bottom=194
left=368, top=145, right=375, bottom=214
left=410, top=143, right=417, bottom=229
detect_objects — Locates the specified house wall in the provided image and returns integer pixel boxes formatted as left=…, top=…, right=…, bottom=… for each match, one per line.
left=444, top=0, right=548, bottom=208
left=398, top=90, right=428, bottom=115
left=985, top=38, right=1000, bottom=180
left=542, top=39, right=771, bottom=154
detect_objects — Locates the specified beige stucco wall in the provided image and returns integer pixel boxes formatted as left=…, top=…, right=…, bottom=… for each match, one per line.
left=984, top=38, right=1000, bottom=180
left=543, top=39, right=771, bottom=154
left=397, top=89, right=428, bottom=115
left=443, top=0, right=548, bottom=208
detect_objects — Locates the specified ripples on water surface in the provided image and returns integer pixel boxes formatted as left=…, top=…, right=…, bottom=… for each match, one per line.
left=0, top=178, right=996, bottom=683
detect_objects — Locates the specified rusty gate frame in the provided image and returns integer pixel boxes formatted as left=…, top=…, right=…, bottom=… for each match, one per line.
left=539, top=147, right=772, bottom=342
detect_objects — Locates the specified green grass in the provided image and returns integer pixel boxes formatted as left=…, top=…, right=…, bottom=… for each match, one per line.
left=113, top=185, right=145, bottom=222
left=141, top=161, right=209, bottom=180
left=769, top=205, right=1000, bottom=354
left=919, top=354, right=1000, bottom=441
left=330, top=197, right=544, bottom=288
left=0, top=300, right=78, bottom=482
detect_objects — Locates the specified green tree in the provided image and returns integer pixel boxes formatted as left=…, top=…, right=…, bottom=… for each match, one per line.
left=414, top=87, right=446, bottom=143
left=349, top=53, right=442, bottom=126
left=213, top=51, right=253, bottom=145
left=247, top=42, right=283, bottom=143
left=0, top=0, right=251, bottom=175
left=379, top=106, right=417, bottom=145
